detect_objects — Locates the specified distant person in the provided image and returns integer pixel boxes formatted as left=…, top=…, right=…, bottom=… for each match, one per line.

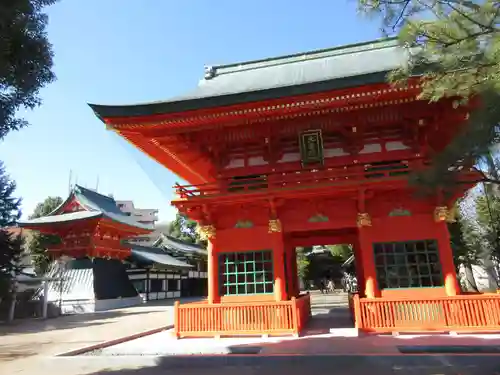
left=318, top=279, right=326, bottom=294
left=327, top=279, right=335, bottom=293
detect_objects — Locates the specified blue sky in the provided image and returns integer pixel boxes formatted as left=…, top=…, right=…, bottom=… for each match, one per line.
left=1, top=0, right=381, bottom=223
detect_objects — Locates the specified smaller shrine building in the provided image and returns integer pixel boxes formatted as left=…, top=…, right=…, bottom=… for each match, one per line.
left=18, top=185, right=204, bottom=313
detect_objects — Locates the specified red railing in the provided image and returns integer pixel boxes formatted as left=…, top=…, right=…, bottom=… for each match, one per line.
left=352, top=293, right=500, bottom=333
left=175, top=161, right=417, bottom=199
left=174, top=293, right=311, bottom=338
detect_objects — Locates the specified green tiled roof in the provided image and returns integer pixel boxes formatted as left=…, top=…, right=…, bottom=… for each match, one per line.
left=18, top=185, right=153, bottom=231
left=89, top=38, right=409, bottom=120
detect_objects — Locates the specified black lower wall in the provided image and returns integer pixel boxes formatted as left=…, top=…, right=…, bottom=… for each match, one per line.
left=181, top=278, right=207, bottom=297
left=93, top=258, right=139, bottom=300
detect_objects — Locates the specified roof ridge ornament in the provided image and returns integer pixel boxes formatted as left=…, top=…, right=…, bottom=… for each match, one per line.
left=204, top=65, right=216, bottom=80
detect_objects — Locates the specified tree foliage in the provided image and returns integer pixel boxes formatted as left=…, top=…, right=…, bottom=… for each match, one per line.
left=295, top=247, right=311, bottom=282
left=27, top=196, right=62, bottom=275
left=358, top=0, right=500, bottom=188
left=0, top=0, right=59, bottom=140
left=167, top=213, right=206, bottom=247
left=326, top=244, right=353, bottom=260
left=0, top=162, right=23, bottom=299
left=448, top=199, right=478, bottom=267
left=447, top=151, right=500, bottom=288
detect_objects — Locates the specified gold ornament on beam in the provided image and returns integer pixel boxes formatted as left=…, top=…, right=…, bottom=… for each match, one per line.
left=308, top=213, right=330, bottom=223
left=197, top=225, right=216, bottom=240
left=268, top=219, right=282, bottom=233
left=235, top=220, right=254, bottom=229
left=357, top=213, right=372, bottom=227
left=434, top=206, right=455, bottom=223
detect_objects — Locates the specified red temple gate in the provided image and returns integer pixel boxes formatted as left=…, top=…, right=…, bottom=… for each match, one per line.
left=90, top=38, right=500, bottom=337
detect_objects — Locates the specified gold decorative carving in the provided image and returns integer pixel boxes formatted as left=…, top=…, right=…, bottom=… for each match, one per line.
left=235, top=220, right=254, bottom=229
left=268, top=219, right=282, bottom=233
left=447, top=205, right=457, bottom=223
left=308, top=213, right=329, bottom=223
left=434, top=206, right=455, bottom=223
left=197, top=225, right=216, bottom=240
left=357, top=213, right=372, bottom=227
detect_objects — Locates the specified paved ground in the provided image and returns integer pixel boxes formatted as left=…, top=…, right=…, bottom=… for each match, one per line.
left=13, top=353, right=500, bottom=375
left=94, top=291, right=355, bottom=356
left=1, top=292, right=500, bottom=374
left=0, top=298, right=191, bottom=374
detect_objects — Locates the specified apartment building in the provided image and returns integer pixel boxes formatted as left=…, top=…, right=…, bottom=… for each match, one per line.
left=116, top=200, right=159, bottom=227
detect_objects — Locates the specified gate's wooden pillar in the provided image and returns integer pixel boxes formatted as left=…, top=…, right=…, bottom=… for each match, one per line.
left=285, top=246, right=297, bottom=298
left=357, top=213, right=379, bottom=299
left=290, top=247, right=299, bottom=297
left=269, top=219, right=287, bottom=301
left=434, top=207, right=460, bottom=296
left=351, top=239, right=365, bottom=296
left=201, top=225, right=220, bottom=304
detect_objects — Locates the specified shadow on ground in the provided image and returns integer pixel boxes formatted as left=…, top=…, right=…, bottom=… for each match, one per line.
left=0, top=310, right=154, bottom=335
left=0, top=297, right=204, bottom=336
left=68, top=354, right=500, bottom=375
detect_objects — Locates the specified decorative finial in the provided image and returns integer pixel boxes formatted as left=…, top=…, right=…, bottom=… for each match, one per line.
left=204, top=65, right=216, bottom=80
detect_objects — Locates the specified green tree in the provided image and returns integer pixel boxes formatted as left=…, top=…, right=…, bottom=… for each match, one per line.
left=326, top=244, right=353, bottom=261
left=449, top=203, right=478, bottom=267
left=26, top=196, right=63, bottom=275
left=358, top=0, right=500, bottom=189
left=295, top=246, right=311, bottom=283
left=0, top=162, right=23, bottom=300
left=1, top=0, right=59, bottom=139
left=167, top=213, right=206, bottom=247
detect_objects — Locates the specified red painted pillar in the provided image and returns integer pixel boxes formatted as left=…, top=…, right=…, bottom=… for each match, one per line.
left=352, top=239, right=365, bottom=296
left=357, top=215, right=379, bottom=298
left=291, top=247, right=299, bottom=296
left=285, top=247, right=296, bottom=298
left=206, top=234, right=220, bottom=304
left=435, top=219, right=460, bottom=296
left=270, top=219, right=287, bottom=302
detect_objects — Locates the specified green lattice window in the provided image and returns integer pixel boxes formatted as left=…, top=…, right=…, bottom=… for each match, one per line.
left=374, top=240, right=443, bottom=289
left=219, top=251, right=274, bottom=296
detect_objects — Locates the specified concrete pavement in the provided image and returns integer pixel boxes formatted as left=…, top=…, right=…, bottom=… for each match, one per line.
left=0, top=298, right=188, bottom=374
left=17, top=354, right=500, bottom=375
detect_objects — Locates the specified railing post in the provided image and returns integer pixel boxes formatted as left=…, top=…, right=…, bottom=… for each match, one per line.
left=353, top=294, right=363, bottom=329
left=174, top=300, right=181, bottom=339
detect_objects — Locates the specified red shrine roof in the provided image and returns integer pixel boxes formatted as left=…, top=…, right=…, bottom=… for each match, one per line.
left=18, top=185, right=153, bottom=232
left=89, top=38, right=409, bottom=120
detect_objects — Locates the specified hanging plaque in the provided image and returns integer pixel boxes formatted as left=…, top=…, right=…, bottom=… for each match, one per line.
left=299, top=129, right=324, bottom=167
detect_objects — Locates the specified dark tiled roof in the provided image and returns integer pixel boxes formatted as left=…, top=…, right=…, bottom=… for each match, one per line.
left=18, top=185, right=153, bottom=231
left=153, top=234, right=207, bottom=256
left=89, top=38, right=408, bottom=119
left=129, top=244, right=193, bottom=268
left=72, top=185, right=152, bottom=230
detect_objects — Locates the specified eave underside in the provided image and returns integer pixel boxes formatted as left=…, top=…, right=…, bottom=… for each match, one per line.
left=104, top=82, right=429, bottom=185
